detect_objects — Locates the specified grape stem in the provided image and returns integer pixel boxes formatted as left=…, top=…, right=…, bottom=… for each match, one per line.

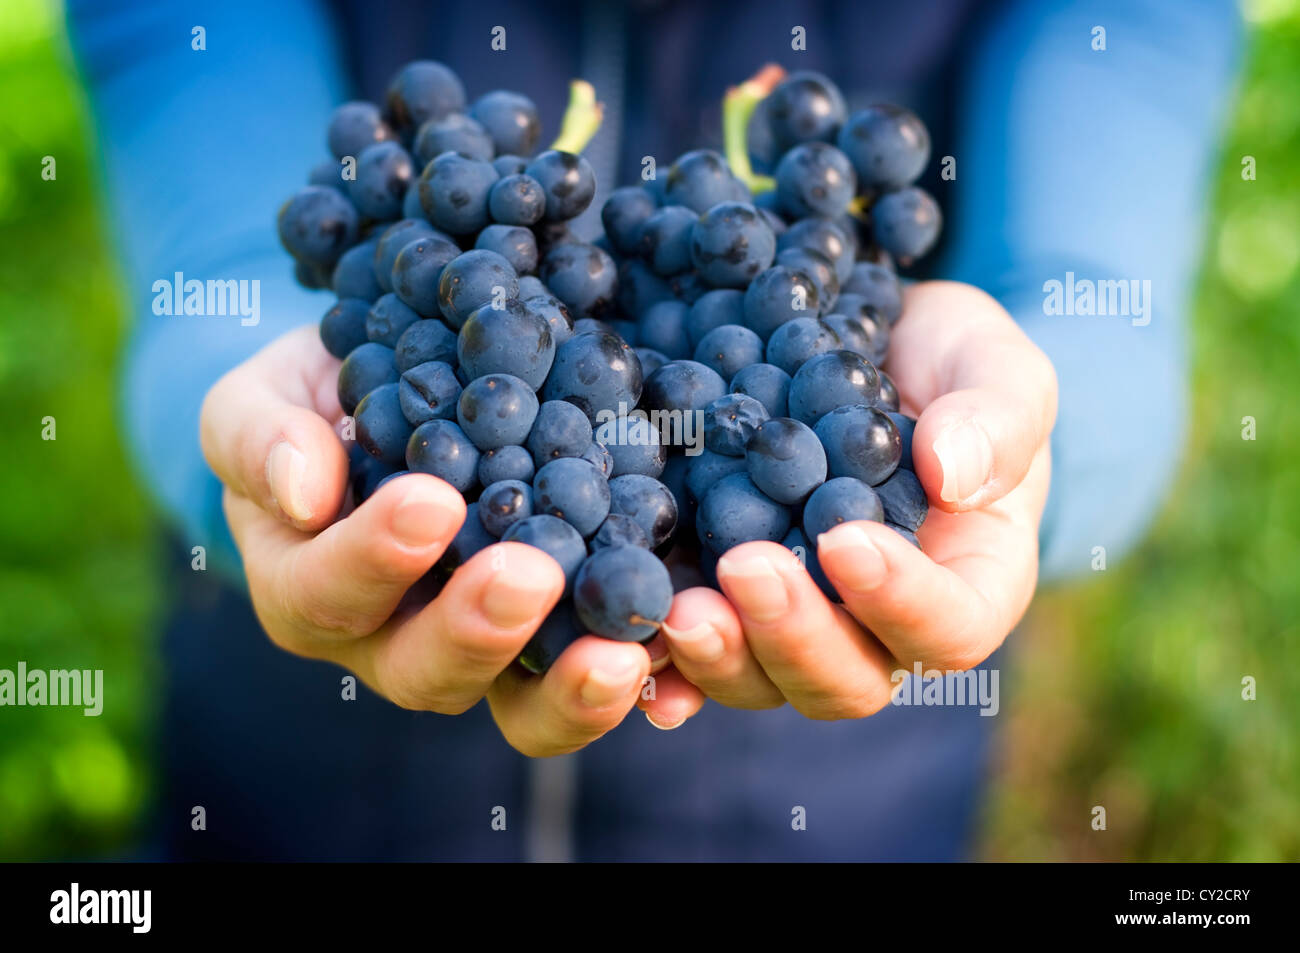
left=550, top=80, right=604, bottom=154
left=723, top=64, right=785, bottom=195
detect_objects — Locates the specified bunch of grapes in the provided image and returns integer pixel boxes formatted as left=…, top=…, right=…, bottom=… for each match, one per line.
left=276, top=60, right=939, bottom=673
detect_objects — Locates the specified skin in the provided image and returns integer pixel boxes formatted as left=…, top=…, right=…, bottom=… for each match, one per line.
left=200, top=279, right=1055, bottom=752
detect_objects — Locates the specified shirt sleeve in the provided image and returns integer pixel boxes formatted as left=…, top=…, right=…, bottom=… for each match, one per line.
left=941, top=0, right=1243, bottom=583
left=65, top=0, right=348, bottom=575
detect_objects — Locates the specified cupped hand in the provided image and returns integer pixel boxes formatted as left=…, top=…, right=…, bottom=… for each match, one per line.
left=200, top=325, right=669, bottom=756
left=661, top=281, right=1058, bottom=718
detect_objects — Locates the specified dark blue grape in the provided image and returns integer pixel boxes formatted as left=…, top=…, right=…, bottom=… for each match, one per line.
left=822, top=309, right=886, bottom=365
left=540, top=242, right=618, bottom=319
left=841, top=262, right=903, bottom=326
left=887, top=412, right=917, bottom=471
left=803, top=476, right=884, bottom=542
left=392, top=235, right=460, bottom=316
left=685, top=449, right=748, bottom=505
left=475, top=224, right=538, bottom=275
left=618, top=258, right=675, bottom=317
left=608, top=474, right=678, bottom=549
left=729, top=362, right=791, bottom=418
left=690, top=202, right=776, bottom=287
left=331, top=239, right=382, bottom=302
left=601, top=186, right=657, bottom=255
left=778, top=217, right=855, bottom=284
left=502, top=514, right=587, bottom=593
left=394, top=318, right=458, bottom=373
left=636, top=299, right=692, bottom=360
left=527, top=400, right=594, bottom=468
left=634, top=347, right=669, bottom=376
left=693, top=323, right=764, bottom=381
left=765, top=316, right=842, bottom=375
left=418, top=152, right=500, bottom=236
left=542, top=331, right=643, bottom=424
left=702, top=393, right=768, bottom=457
left=320, top=298, right=371, bottom=359
left=775, top=142, right=856, bottom=220
left=337, top=341, right=398, bottom=415
left=458, top=298, right=555, bottom=387
left=596, top=414, right=667, bottom=478
left=742, top=265, right=820, bottom=339
left=517, top=275, right=548, bottom=298
left=327, top=101, right=395, bottom=159
left=581, top=441, right=614, bottom=478
left=875, top=468, right=927, bottom=531
left=277, top=186, right=358, bottom=268
left=437, top=249, right=519, bottom=329
left=492, top=154, right=528, bottom=177
left=765, top=70, right=847, bottom=151
left=309, top=159, right=345, bottom=193
left=838, top=104, right=930, bottom=191
left=642, top=360, right=726, bottom=415
left=406, top=418, right=480, bottom=492
left=488, top=174, right=546, bottom=226
left=696, top=472, right=792, bottom=555
left=349, top=443, right=397, bottom=505
left=776, top=247, right=838, bottom=311
left=478, top=444, right=535, bottom=485
left=591, top=513, right=650, bottom=551
left=522, top=294, right=574, bottom=347
left=525, top=150, right=596, bottom=222
left=398, top=360, right=461, bottom=425
left=456, top=373, right=539, bottom=451
left=349, top=141, right=415, bottom=220
left=385, top=60, right=466, bottom=131
left=871, top=187, right=942, bottom=263
left=813, top=403, right=901, bottom=486
left=355, top=382, right=414, bottom=466
left=573, top=546, right=673, bottom=642
left=664, top=150, right=736, bottom=214
left=686, top=288, right=745, bottom=348
left=787, top=350, right=881, bottom=425
left=374, top=219, right=437, bottom=293
left=477, top=479, right=533, bottom=537
left=637, top=205, right=696, bottom=276
left=469, top=90, right=541, bottom=156
left=533, top=457, right=611, bottom=538
left=365, top=293, right=422, bottom=347
left=745, top=416, right=826, bottom=504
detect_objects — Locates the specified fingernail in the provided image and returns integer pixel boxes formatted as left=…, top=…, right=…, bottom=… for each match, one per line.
left=660, top=620, right=725, bottom=664
left=645, top=710, right=686, bottom=731
left=390, top=479, right=458, bottom=549
left=480, top=550, right=562, bottom=629
left=580, top=658, right=643, bottom=707
left=267, top=441, right=312, bottom=521
left=716, top=554, right=789, bottom=623
left=817, top=523, right=887, bottom=592
left=643, top=634, right=673, bottom=674
left=933, top=420, right=994, bottom=504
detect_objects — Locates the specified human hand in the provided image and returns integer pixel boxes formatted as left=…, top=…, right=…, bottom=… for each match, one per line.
left=660, top=281, right=1057, bottom=717
left=200, top=325, right=690, bottom=755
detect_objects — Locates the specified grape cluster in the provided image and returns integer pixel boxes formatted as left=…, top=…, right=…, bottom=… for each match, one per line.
left=277, top=61, right=939, bottom=673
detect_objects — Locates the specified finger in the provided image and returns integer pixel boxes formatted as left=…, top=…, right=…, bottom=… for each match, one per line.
left=815, top=513, right=1036, bottom=672
left=355, top=541, right=566, bottom=714
left=223, top=473, right=465, bottom=643
left=660, top=587, right=785, bottom=710
left=200, top=327, right=348, bottom=529
left=893, top=281, right=1057, bottom=511
left=487, top=635, right=652, bottom=757
left=637, top=666, right=708, bottom=730
left=714, top=541, right=897, bottom=720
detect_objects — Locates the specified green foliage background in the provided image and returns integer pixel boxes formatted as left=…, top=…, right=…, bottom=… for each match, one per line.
left=0, top=0, right=1295, bottom=861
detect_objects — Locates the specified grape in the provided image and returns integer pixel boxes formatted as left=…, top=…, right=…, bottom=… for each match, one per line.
left=871, top=187, right=942, bottom=263
left=696, top=472, right=792, bottom=555
left=385, top=60, right=466, bottom=131
left=337, top=342, right=398, bottom=415
left=478, top=445, right=536, bottom=486
left=525, top=150, right=596, bottom=221
left=837, top=104, right=931, bottom=191
left=478, top=480, right=534, bottom=537
left=702, top=393, right=769, bottom=457
left=542, top=331, right=644, bottom=424
left=277, top=186, right=358, bottom=268
left=327, top=101, right=395, bottom=160
left=573, top=546, right=673, bottom=642
left=320, top=298, right=371, bottom=359
left=803, top=477, right=884, bottom=542
left=787, top=351, right=881, bottom=426
left=456, top=373, right=539, bottom=451
left=745, top=417, right=827, bottom=504
left=349, top=141, right=415, bottom=220
left=470, top=90, right=542, bottom=156
left=413, top=113, right=494, bottom=164
left=488, top=174, right=546, bottom=226
left=405, top=419, right=481, bottom=492
left=418, top=152, right=500, bottom=236
left=533, top=457, right=611, bottom=538
left=813, top=404, right=901, bottom=487
left=607, top=474, right=678, bottom=549
left=398, top=360, right=461, bottom=426
left=690, top=202, right=777, bottom=288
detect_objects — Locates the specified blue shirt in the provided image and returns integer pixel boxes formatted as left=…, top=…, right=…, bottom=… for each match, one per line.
left=66, top=0, right=1241, bottom=860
